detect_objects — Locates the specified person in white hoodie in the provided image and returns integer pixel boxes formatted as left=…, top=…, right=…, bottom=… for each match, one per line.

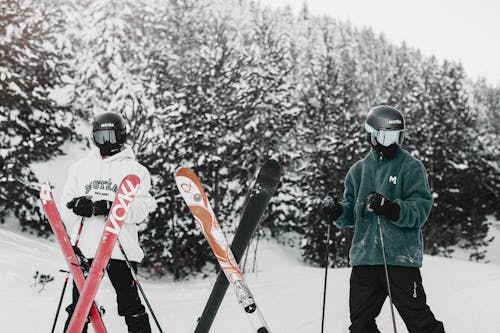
left=60, top=111, right=157, bottom=333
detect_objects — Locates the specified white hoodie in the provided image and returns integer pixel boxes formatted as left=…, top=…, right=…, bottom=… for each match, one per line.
left=59, top=144, right=157, bottom=262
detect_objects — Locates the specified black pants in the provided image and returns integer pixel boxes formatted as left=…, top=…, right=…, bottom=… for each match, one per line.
left=349, top=265, right=444, bottom=333
left=64, top=259, right=150, bottom=333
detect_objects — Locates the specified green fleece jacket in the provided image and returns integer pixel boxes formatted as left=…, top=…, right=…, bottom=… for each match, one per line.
left=335, top=148, right=433, bottom=267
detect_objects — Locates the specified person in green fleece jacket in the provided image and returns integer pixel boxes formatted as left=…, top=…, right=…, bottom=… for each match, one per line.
left=322, top=105, right=444, bottom=333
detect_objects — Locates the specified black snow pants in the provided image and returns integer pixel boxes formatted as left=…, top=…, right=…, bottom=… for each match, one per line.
left=349, top=265, right=444, bottom=333
left=64, top=259, right=151, bottom=333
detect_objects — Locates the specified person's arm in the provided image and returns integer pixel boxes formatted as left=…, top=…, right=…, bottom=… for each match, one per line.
left=392, top=161, right=433, bottom=228
left=335, top=170, right=356, bottom=228
left=123, top=167, right=157, bottom=225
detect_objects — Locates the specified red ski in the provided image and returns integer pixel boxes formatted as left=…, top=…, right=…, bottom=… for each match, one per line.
left=39, top=181, right=107, bottom=333
left=66, top=174, right=140, bottom=333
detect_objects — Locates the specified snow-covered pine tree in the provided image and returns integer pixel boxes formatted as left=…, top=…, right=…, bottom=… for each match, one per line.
left=407, top=59, right=493, bottom=257
left=32, top=0, right=499, bottom=274
left=440, top=67, right=499, bottom=261
left=0, top=0, right=73, bottom=235
left=138, top=0, right=231, bottom=278
left=470, top=81, right=500, bottom=229
left=228, top=6, right=299, bottom=236
left=70, top=0, right=150, bottom=118
left=293, top=17, right=365, bottom=267
left=471, top=79, right=500, bottom=145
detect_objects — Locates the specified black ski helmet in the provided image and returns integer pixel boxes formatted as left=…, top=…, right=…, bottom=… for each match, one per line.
left=365, top=105, right=405, bottom=157
left=366, top=105, right=405, bottom=131
left=92, top=111, right=127, bottom=156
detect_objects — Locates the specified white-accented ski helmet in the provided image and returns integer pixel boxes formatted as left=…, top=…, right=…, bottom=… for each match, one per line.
left=365, top=105, right=405, bottom=147
left=92, top=111, right=127, bottom=156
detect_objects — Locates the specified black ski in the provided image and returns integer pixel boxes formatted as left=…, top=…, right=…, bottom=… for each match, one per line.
left=194, top=159, right=281, bottom=333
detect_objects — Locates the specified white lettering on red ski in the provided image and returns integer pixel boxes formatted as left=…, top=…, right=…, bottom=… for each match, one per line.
left=40, top=182, right=52, bottom=205
left=105, top=179, right=139, bottom=235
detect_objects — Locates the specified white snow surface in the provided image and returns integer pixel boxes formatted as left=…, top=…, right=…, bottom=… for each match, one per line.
left=1, top=226, right=500, bottom=332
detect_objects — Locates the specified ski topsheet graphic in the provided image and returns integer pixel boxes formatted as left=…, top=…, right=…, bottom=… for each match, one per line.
left=175, top=167, right=271, bottom=333
left=66, top=174, right=140, bottom=333
left=194, top=159, right=281, bottom=333
left=40, top=181, right=107, bottom=333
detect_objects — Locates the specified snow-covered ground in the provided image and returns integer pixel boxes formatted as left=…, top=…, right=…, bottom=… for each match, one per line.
left=1, top=225, right=500, bottom=332
left=2, top=141, right=500, bottom=332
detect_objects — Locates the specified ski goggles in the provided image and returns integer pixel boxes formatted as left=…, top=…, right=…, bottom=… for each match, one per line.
left=365, top=123, right=404, bottom=147
left=93, top=130, right=118, bottom=144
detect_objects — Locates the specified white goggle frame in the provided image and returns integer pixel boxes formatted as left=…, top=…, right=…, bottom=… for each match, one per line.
left=365, top=123, right=404, bottom=147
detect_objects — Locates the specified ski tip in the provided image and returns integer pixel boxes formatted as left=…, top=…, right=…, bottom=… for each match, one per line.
left=175, top=166, right=197, bottom=180
left=265, top=159, right=280, bottom=167
left=257, top=159, right=281, bottom=186
left=39, top=180, right=55, bottom=189
left=262, top=159, right=281, bottom=175
left=123, top=173, right=140, bottom=184
left=39, top=180, right=55, bottom=202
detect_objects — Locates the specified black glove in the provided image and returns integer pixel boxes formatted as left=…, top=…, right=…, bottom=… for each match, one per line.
left=66, top=196, right=93, bottom=217
left=365, top=192, right=400, bottom=221
left=321, top=193, right=343, bottom=222
left=93, top=200, right=113, bottom=216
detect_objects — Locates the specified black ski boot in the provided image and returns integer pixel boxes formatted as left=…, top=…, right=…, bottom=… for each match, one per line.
left=125, top=312, right=152, bottom=333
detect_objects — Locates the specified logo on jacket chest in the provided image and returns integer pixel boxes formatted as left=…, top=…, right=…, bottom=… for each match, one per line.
left=85, top=179, right=118, bottom=195
left=389, top=176, right=397, bottom=185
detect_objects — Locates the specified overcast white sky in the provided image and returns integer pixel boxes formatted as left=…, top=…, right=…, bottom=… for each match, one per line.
left=261, top=0, right=500, bottom=85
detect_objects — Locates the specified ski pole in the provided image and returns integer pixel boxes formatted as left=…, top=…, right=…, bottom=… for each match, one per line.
left=117, top=240, right=164, bottom=333
left=377, top=216, right=397, bottom=333
left=321, top=223, right=330, bottom=333
left=51, top=273, right=69, bottom=333
left=50, top=217, right=84, bottom=333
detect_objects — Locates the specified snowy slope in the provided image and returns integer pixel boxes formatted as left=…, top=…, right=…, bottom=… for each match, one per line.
left=1, top=227, right=500, bottom=332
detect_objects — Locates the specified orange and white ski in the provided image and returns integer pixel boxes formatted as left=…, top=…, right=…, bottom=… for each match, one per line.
left=175, top=167, right=270, bottom=333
